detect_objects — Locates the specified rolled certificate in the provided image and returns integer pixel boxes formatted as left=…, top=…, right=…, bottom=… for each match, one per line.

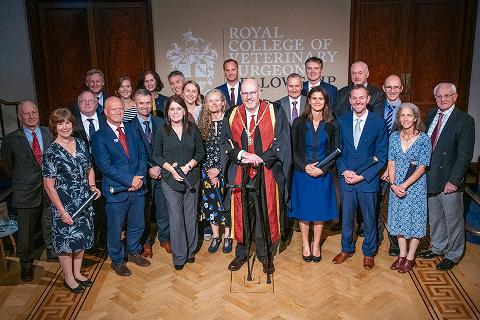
left=402, top=161, right=418, bottom=183
left=315, top=148, right=342, bottom=171
left=71, top=192, right=97, bottom=221
left=355, top=156, right=379, bottom=175
left=172, top=163, right=195, bottom=192
left=109, top=185, right=129, bottom=194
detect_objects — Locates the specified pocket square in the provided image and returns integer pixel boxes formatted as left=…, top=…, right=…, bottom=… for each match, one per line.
left=114, top=138, right=119, bottom=143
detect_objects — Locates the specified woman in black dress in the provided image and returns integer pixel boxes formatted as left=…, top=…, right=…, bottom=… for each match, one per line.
left=43, top=108, right=101, bottom=293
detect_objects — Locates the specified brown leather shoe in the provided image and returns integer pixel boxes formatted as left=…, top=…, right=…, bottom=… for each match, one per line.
left=228, top=258, right=247, bottom=271
left=111, top=263, right=132, bottom=276
left=398, top=258, right=416, bottom=273
left=332, top=252, right=353, bottom=264
left=142, top=243, right=153, bottom=258
left=128, top=253, right=151, bottom=267
left=363, top=256, right=375, bottom=270
left=390, top=256, right=406, bottom=270
left=160, top=241, right=172, bottom=254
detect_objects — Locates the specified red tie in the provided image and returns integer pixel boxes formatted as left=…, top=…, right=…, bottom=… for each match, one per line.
left=31, top=131, right=42, bottom=166
left=230, top=88, right=235, bottom=107
left=248, top=115, right=256, bottom=179
left=430, top=112, right=444, bottom=150
left=117, top=127, right=129, bottom=157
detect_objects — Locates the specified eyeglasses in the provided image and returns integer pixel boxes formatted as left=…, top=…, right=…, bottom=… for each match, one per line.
left=78, top=99, right=97, bottom=105
left=241, top=91, right=258, bottom=97
left=435, top=93, right=455, bottom=99
left=384, top=86, right=401, bottom=90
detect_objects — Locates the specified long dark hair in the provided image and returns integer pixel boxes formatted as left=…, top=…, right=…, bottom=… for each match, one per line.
left=164, top=95, right=191, bottom=135
left=138, top=70, right=164, bottom=92
left=300, top=86, right=333, bottom=123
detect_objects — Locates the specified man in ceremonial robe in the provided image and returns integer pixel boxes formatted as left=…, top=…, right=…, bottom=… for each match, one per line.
left=222, top=78, right=291, bottom=274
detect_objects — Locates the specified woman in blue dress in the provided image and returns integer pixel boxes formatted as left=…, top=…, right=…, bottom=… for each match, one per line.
left=387, top=103, right=431, bottom=273
left=289, top=87, right=339, bottom=262
left=43, top=108, right=101, bottom=293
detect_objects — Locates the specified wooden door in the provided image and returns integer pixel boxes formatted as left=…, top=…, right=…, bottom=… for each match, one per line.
left=26, top=0, right=154, bottom=124
left=350, top=0, right=477, bottom=113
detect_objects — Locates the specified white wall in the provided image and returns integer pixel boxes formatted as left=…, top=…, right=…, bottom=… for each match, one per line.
left=0, top=0, right=36, bottom=135
left=468, top=6, right=480, bottom=161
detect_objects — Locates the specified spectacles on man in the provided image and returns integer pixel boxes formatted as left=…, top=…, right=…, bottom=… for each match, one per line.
left=78, top=99, right=97, bottom=105
left=241, top=91, right=258, bottom=97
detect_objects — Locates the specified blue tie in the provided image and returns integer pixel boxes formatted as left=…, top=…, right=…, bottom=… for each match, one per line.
left=87, top=118, right=95, bottom=140
left=385, top=105, right=395, bottom=134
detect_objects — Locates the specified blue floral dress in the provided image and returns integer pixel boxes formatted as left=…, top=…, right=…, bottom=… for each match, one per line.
left=387, top=131, right=431, bottom=239
left=42, top=138, right=94, bottom=253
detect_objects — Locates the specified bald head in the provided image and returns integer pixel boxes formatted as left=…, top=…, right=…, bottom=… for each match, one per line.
left=18, top=100, right=40, bottom=131
left=104, top=96, right=124, bottom=126
left=350, top=61, right=369, bottom=85
left=240, top=78, right=261, bottom=111
left=383, top=75, right=403, bottom=102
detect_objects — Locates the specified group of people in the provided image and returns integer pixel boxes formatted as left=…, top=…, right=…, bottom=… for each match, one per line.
left=1, top=57, right=475, bottom=294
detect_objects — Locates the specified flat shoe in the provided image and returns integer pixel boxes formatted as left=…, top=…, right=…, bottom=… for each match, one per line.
left=63, top=280, right=84, bottom=294
left=222, top=237, right=233, bottom=253
left=398, top=258, right=416, bottom=273
left=75, top=277, right=93, bottom=287
left=208, top=237, right=221, bottom=253
left=390, top=256, right=406, bottom=270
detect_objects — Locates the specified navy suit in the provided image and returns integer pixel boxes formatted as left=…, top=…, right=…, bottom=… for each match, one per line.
left=336, top=111, right=388, bottom=256
left=216, top=82, right=242, bottom=107
left=91, top=122, right=147, bottom=264
left=302, top=80, right=338, bottom=108
left=131, top=116, right=170, bottom=244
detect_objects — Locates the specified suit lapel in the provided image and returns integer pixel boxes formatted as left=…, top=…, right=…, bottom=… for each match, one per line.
left=282, top=98, right=291, bottom=123
left=106, top=125, right=128, bottom=158
left=357, top=112, right=372, bottom=148
left=18, top=129, right=39, bottom=167
left=434, top=108, right=457, bottom=152
left=344, top=113, right=354, bottom=148
left=299, top=96, right=306, bottom=115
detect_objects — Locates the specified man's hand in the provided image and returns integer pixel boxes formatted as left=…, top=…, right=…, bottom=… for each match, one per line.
left=149, top=166, right=161, bottom=179
left=241, top=152, right=264, bottom=166
left=129, top=176, right=143, bottom=191
left=380, top=169, right=389, bottom=181
left=443, top=181, right=458, bottom=194
left=345, top=173, right=364, bottom=184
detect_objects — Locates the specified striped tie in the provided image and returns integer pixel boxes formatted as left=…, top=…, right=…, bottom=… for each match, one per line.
left=385, top=105, right=394, bottom=134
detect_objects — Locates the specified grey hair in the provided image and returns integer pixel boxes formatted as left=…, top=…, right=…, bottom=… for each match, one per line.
left=433, top=82, right=457, bottom=96
left=393, top=102, right=425, bottom=132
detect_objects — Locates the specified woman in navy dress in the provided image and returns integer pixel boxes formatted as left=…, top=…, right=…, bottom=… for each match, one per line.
left=289, top=87, right=339, bottom=262
left=43, top=108, right=101, bottom=293
left=387, top=103, right=431, bottom=273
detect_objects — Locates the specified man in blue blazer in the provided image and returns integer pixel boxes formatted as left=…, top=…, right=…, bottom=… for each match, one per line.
left=130, top=89, right=170, bottom=258
left=91, top=97, right=150, bottom=276
left=216, top=59, right=242, bottom=108
left=301, top=57, right=338, bottom=107
left=332, top=85, right=388, bottom=270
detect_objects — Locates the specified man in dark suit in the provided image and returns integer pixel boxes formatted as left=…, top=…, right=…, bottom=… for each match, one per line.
left=276, top=73, right=307, bottom=125
left=332, top=85, right=388, bottom=270
left=130, top=89, right=170, bottom=258
left=1, top=101, right=55, bottom=281
left=336, top=61, right=385, bottom=118
left=301, top=57, right=338, bottom=108
left=417, top=82, right=475, bottom=271
left=91, top=97, right=150, bottom=276
left=216, top=59, right=242, bottom=108
left=73, top=69, right=108, bottom=116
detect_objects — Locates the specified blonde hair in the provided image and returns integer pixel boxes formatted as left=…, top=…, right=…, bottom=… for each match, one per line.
left=197, top=89, right=227, bottom=141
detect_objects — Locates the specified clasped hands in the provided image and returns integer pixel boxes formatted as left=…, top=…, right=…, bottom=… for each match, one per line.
left=305, top=163, right=324, bottom=177
left=128, top=175, right=144, bottom=191
left=240, top=152, right=263, bottom=166
left=207, top=168, right=220, bottom=188
left=342, top=170, right=364, bottom=184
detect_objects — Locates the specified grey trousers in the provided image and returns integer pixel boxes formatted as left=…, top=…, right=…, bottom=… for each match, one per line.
left=427, top=191, right=465, bottom=262
left=162, top=180, right=199, bottom=266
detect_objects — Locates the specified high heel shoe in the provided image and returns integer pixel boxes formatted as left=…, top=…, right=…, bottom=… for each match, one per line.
left=303, top=255, right=313, bottom=262
left=390, top=256, right=406, bottom=270
left=312, top=255, right=322, bottom=263
left=398, top=258, right=416, bottom=273
left=63, top=280, right=85, bottom=294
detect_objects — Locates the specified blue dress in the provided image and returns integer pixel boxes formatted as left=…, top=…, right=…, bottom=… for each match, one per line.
left=42, top=138, right=94, bottom=254
left=388, top=132, right=431, bottom=239
left=288, top=121, right=338, bottom=222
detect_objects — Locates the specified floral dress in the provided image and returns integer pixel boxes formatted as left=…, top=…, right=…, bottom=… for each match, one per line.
left=200, top=120, right=231, bottom=227
left=42, top=138, right=94, bottom=253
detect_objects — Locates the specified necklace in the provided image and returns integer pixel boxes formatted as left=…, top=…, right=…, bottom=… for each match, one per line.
left=401, top=131, right=414, bottom=142
left=237, top=105, right=268, bottom=146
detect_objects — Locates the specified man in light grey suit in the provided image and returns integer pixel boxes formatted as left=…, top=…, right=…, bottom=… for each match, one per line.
left=276, top=73, right=307, bottom=125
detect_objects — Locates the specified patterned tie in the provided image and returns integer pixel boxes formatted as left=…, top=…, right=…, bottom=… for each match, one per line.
left=230, top=88, right=235, bottom=107
left=292, top=101, right=298, bottom=120
left=430, top=112, right=444, bottom=150
left=248, top=114, right=256, bottom=179
left=31, top=131, right=42, bottom=166
left=87, top=118, right=95, bottom=140
left=97, top=96, right=103, bottom=113
left=117, top=127, right=129, bottom=157
left=144, top=121, right=152, bottom=144
left=385, top=105, right=394, bottom=134
left=354, top=118, right=362, bottom=149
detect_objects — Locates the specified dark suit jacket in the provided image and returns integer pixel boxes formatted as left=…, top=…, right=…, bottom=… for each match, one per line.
left=91, top=122, right=147, bottom=202
left=425, top=107, right=475, bottom=193
left=73, top=111, right=107, bottom=148
left=291, top=117, right=338, bottom=172
left=302, top=80, right=338, bottom=108
left=336, top=111, right=388, bottom=192
left=131, top=115, right=164, bottom=160
left=216, top=82, right=242, bottom=107
left=1, top=127, right=53, bottom=208
left=336, top=84, right=385, bottom=118
left=275, top=95, right=307, bottom=125
left=153, top=94, right=169, bottom=118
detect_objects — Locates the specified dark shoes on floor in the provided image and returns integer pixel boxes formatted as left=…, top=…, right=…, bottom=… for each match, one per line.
left=21, top=265, right=34, bottom=282
left=398, top=258, right=416, bottom=273
left=160, top=241, right=172, bottom=254
left=208, top=237, right=222, bottom=253
left=63, top=280, right=85, bottom=294
left=363, top=256, right=375, bottom=270
left=332, top=252, right=353, bottom=264
left=436, top=258, right=456, bottom=271
left=128, top=253, right=151, bottom=267
left=417, top=249, right=439, bottom=259
left=75, top=277, right=93, bottom=287
left=330, top=222, right=342, bottom=232
left=228, top=258, right=247, bottom=271
left=223, top=238, right=233, bottom=253
left=111, top=263, right=132, bottom=276
left=390, top=256, right=406, bottom=270
left=260, top=259, right=275, bottom=274
left=142, top=243, right=153, bottom=258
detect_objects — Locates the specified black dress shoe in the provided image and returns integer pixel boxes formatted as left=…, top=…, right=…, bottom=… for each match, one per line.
left=388, top=247, right=400, bottom=257
left=174, top=264, right=185, bottom=270
left=187, top=256, right=195, bottom=263
left=436, top=258, right=456, bottom=271
left=228, top=258, right=247, bottom=271
left=260, top=259, right=275, bottom=274
left=303, top=255, right=312, bottom=262
left=20, top=265, right=34, bottom=282
left=75, top=278, right=93, bottom=287
left=111, top=263, right=132, bottom=276
left=63, top=280, right=85, bottom=294
left=127, top=253, right=151, bottom=267
left=417, top=249, right=438, bottom=259
left=330, top=222, right=342, bottom=231
left=312, top=255, right=322, bottom=263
